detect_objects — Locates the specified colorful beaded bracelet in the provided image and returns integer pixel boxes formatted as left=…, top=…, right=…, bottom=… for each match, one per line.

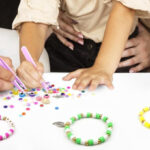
left=53, top=113, right=113, bottom=146
left=139, top=107, right=150, bottom=128
left=0, top=115, right=15, bottom=141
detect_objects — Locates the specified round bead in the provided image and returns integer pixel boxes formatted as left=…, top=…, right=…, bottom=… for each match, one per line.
left=139, top=107, right=150, bottom=129
left=0, top=116, right=15, bottom=141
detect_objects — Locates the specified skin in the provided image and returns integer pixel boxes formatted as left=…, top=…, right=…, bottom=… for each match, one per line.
left=119, top=23, right=150, bottom=72
left=53, top=11, right=150, bottom=73
left=18, top=2, right=135, bottom=90
left=0, top=56, right=15, bottom=91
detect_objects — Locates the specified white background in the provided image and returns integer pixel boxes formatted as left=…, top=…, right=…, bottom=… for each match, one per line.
left=0, top=73, right=150, bottom=150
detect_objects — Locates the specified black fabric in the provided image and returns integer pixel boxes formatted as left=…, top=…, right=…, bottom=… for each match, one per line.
left=0, top=0, right=20, bottom=29
left=45, top=27, right=143, bottom=72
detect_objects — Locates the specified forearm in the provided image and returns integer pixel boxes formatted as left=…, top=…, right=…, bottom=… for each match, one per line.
left=19, top=22, right=49, bottom=62
left=94, top=2, right=135, bottom=74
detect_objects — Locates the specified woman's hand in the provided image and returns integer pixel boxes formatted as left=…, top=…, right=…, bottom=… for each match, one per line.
left=52, top=10, right=84, bottom=50
left=63, top=66, right=113, bottom=91
left=119, top=23, right=150, bottom=72
left=0, top=56, right=15, bottom=91
left=17, top=61, right=44, bottom=88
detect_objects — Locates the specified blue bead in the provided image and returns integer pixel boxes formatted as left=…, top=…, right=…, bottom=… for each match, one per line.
left=19, top=92, right=26, bottom=98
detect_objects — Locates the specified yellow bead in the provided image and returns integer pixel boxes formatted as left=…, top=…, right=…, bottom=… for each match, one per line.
left=68, top=93, right=72, bottom=96
left=139, top=111, right=144, bottom=116
left=139, top=116, right=145, bottom=123
left=24, top=99, right=28, bottom=102
left=143, top=107, right=150, bottom=112
left=34, top=92, right=38, bottom=94
left=144, top=122, right=150, bottom=128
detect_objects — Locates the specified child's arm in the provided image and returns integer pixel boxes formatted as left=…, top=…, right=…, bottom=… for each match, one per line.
left=17, top=22, right=49, bottom=88
left=63, top=1, right=135, bottom=90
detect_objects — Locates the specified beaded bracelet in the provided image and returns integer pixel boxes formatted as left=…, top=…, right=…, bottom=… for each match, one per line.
left=139, top=107, right=150, bottom=128
left=53, top=112, right=113, bottom=146
left=0, top=115, right=15, bottom=141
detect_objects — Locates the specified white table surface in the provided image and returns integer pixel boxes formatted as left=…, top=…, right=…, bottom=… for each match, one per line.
left=1, top=73, right=150, bottom=150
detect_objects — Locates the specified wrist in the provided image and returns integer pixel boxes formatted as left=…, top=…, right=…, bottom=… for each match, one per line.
left=92, top=63, right=114, bottom=76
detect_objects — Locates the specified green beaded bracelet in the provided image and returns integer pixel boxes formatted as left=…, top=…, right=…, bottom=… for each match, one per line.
left=57, top=113, right=113, bottom=146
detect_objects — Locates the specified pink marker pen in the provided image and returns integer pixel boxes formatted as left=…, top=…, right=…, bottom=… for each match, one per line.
left=21, top=46, right=48, bottom=92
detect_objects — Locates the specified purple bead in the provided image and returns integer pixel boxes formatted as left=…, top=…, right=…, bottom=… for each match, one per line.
left=3, top=105, right=8, bottom=108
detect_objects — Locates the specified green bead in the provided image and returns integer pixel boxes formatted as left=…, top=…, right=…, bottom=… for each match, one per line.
left=96, top=113, right=101, bottom=119
left=64, top=125, right=70, bottom=130
left=88, top=139, right=94, bottom=146
left=107, top=122, right=113, bottom=128
left=102, top=116, right=108, bottom=122
left=106, top=130, right=112, bottom=135
left=67, top=132, right=72, bottom=138
left=77, top=114, right=82, bottom=120
left=87, top=113, right=92, bottom=118
left=70, top=117, right=76, bottom=123
left=99, top=137, right=105, bottom=143
left=76, top=138, right=81, bottom=144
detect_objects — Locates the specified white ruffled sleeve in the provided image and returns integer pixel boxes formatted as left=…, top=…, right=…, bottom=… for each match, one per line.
left=103, top=0, right=150, bottom=18
left=12, top=0, right=60, bottom=29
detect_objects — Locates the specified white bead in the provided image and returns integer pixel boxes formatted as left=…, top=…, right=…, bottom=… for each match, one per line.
left=65, top=129, right=71, bottom=133
left=104, top=134, right=109, bottom=140
left=81, top=139, right=85, bottom=145
left=107, top=127, right=112, bottom=131
left=94, top=139, right=99, bottom=145
left=70, top=135, right=75, bottom=140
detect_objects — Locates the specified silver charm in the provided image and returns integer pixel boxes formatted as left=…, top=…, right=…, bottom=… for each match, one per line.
left=53, top=121, right=65, bottom=128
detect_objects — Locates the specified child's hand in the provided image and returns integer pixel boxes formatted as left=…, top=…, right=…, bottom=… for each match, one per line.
left=63, top=66, right=114, bottom=91
left=17, top=61, right=44, bottom=88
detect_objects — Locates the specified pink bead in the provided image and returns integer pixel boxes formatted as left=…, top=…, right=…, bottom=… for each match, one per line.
left=10, top=129, right=14, bottom=133
left=5, top=133, right=9, bottom=138
left=0, top=135, right=3, bottom=141
left=36, top=96, right=42, bottom=101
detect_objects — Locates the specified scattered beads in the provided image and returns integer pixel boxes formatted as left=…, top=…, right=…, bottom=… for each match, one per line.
left=40, top=104, right=44, bottom=107
left=139, top=107, right=150, bottom=129
left=55, top=106, right=59, bottom=110
left=0, top=115, right=15, bottom=141
left=64, top=113, right=113, bottom=146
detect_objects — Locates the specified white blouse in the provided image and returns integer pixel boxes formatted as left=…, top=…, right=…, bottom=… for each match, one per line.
left=13, top=0, right=150, bottom=42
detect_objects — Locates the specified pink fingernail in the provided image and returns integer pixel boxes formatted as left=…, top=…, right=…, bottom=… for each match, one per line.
left=129, top=70, right=134, bottom=73
left=78, top=40, right=84, bottom=45
left=69, top=46, right=74, bottom=50
left=78, top=34, right=83, bottom=39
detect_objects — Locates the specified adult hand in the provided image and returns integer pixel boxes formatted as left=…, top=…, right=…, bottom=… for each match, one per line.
left=52, top=10, right=84, bottom=50
left=118, top=23, right=150, bottom=72
left=17, top=61, right=44, bottom=88
left=0, top=56, right=15, bottom=91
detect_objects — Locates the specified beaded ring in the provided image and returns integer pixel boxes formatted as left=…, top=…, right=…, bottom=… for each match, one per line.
left=0, top=115, right=15, bottom=141
left=64, top=113, right=113, bottom=146
left=139, top=107, right=150, bottom=128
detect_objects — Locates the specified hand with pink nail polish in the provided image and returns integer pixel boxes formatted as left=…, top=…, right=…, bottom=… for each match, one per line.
left=51, top=10, right=84, bottom=50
